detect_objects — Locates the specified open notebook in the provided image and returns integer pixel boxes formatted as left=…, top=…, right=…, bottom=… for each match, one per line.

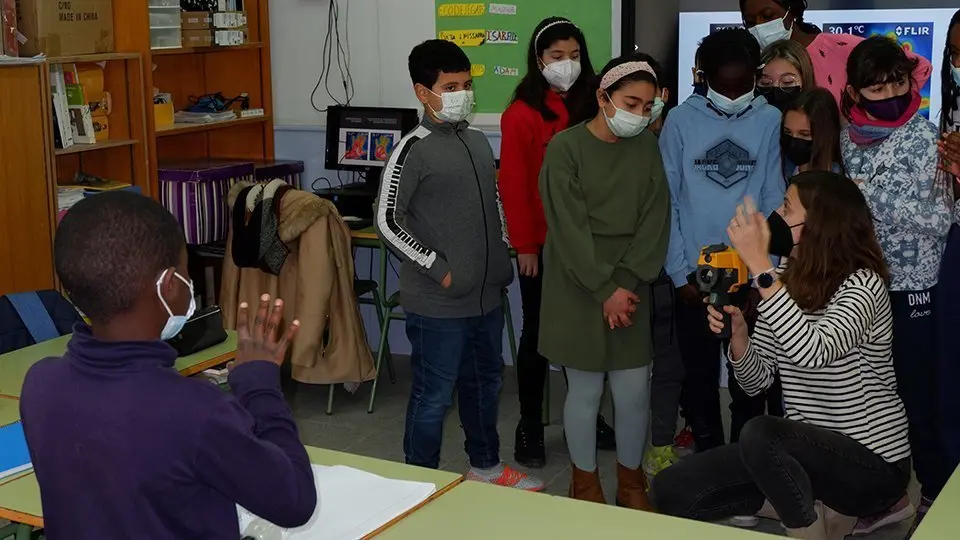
left=238, top=464, right=437, bottom=539
left=0, top=421, right=32, bottom=481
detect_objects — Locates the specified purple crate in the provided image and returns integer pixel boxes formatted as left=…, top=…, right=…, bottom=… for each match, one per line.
left=251, top=160, right=305, bottom=189
left=158, top=160, right=255, bottom=245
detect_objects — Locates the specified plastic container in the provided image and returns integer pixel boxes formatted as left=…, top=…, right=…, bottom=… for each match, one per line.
left=150, top=27, right=182, bottom=49
left=148, top=0, right=180, bottom=6
left=149, top=8, right=181, bottom=28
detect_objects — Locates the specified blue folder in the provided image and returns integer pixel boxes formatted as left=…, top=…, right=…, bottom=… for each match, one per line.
left=0, top=421, right=32, bottom=480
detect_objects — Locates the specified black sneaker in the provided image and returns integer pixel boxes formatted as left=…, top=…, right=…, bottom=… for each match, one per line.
left=597, top=415, right=616, bottom=450
left=514, top=419, right=546, bottom=468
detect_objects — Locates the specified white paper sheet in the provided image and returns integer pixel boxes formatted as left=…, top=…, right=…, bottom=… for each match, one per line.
left=238, top=464, right=437, bottom=540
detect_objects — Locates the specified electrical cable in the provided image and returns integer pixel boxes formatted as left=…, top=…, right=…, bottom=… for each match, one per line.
left=309, top=0, right=354, bottom=113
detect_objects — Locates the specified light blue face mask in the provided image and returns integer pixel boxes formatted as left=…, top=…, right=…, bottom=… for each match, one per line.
left=649, top=96, right=665, bottom=123
left=156, top=269, right=196, bottom=341
left=952, top=65, right=960, bottom=88
left=707, top=86, right=755, bottom=116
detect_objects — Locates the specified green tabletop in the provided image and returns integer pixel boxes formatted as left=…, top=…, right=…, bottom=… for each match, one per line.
left=379, top=481, right=779, bottom=539
left=0, top=445, right=463, bottom=531
left=0, top=399, right=19, bottom=427
left=0, top=335, right=71, bottom=399
left=915, top=467, right=960, bottom=539
left=0, top=332, right=237, bottom=399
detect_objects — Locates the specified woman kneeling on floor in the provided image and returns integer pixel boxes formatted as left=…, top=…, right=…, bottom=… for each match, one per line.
left=651, top=171, right=912, bottom=540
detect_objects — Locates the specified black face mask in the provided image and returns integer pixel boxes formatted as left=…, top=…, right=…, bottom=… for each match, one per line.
left=768, top=211, right=804, bottom=258
left=859, top=92, right=913, bottom=122
left=757, top=85, right=801, bottom=111
left=780, top=133, right=814, bottom=167
left=693, top=81, right=708, bottom=97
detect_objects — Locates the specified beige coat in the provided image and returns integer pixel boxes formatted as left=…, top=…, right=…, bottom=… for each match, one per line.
left=221, top=182, right=375, bottom=386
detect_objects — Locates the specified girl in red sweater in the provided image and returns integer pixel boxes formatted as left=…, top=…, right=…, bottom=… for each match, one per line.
left=499, top=16, right=606, bottom=468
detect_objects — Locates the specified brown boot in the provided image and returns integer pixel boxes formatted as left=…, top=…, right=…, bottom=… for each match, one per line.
left=568, top=464, right=606, bottom=504
left=616, top=462, right=655, bottom=511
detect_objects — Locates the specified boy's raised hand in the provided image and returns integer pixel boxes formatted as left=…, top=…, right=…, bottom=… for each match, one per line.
left=235, top=294, right=300, bottom=367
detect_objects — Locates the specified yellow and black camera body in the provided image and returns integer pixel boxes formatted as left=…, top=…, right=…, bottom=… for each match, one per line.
left=695, top=244, right=748, bottom=338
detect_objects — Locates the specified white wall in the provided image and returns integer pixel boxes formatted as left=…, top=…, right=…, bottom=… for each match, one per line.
left=269, top=0, right=433, bottom=127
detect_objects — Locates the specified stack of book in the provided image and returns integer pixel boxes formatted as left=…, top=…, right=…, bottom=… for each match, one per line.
left=50, top=63, right=105, bottom=149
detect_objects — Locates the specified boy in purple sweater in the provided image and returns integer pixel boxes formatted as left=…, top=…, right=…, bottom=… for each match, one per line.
left=19, top=192, right=316, bottom=540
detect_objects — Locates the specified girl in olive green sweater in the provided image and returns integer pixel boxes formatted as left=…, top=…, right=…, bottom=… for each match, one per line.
left=539, top=55, right=671, bottom=509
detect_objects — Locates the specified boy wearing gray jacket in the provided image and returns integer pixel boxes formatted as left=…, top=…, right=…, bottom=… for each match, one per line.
left=375, top=39, right=543, bottom=491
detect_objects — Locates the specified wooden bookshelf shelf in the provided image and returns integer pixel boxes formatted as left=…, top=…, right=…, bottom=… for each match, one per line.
left=152, top=42, right=264, bottom=56
left=155, top=115, right=270, bottom=137
left=54, top=139, right=138, bottom=156
left=48, top=52, right=141, bottom=64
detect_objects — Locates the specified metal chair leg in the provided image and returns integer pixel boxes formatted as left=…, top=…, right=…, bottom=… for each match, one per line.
left=368, top=305, right=393, bottom=413
left=372, top=289, right=396, bottom=384
left=326, top=384, right=335, bottom=415
left=542, top=370, right=550, bottom=426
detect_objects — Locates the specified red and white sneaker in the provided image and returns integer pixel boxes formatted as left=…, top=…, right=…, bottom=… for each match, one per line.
left=674, top=426, right=695, bottom=457
left=467, top=463, right=546, bottom=492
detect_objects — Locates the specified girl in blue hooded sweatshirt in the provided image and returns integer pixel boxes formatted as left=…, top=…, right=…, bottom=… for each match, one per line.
left=841, top=36, right=953, bottom=537
left=659, top=27, right=785, bottom=453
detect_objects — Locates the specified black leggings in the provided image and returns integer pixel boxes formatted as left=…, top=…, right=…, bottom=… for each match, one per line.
left=651, top=416, right=910, bottom=529
left=516, top=249, right=548, bottom=422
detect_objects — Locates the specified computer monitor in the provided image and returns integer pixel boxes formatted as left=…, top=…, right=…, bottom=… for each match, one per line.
left=324, top=106, right=420, bottom=177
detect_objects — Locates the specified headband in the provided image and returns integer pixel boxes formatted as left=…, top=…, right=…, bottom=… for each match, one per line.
left=534, top=19, right=578, bottom=50
left=600, top=61, right=658, bottom=91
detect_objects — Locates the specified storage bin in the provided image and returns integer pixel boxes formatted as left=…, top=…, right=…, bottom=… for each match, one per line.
left=251, top=160, right=306, bottom=189
left=149, top=8, right=181, bottom=28
left=158, top=160, right=256, bottom=245
left=150, top=27, right=182, bottom=49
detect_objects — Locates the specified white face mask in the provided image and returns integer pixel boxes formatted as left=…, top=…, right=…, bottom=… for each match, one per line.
left=428, top=89, right=474, bottom=123
left=541, top=59, right=581, bottom=92
left=602, top=94, right=650, bottom=138
left=748, top=12, right=794, bottom=49
left=707, top=86, right=755, bottom=116
left=157, top=269, right=196, bottom=341
left=952, top=65, right=960, bottom=88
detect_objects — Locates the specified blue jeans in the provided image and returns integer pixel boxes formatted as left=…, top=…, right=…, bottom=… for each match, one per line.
left=403, top=308, right=504, bottom=469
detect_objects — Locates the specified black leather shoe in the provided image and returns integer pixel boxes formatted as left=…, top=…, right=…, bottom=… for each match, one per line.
left=596, top=414, right=616, bottom=450
left=514, top=419, right=546, bottom=468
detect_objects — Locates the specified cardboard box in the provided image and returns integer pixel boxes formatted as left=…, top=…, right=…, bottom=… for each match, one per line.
left=182, top=29, right=213, bottom=48
left=181, top=11, right=212, bottom=30
left=215, top=28, right=246, bottom=46
left=213, top=10, right=245, bottom=29
left=15, top=0, right=113, bottom=57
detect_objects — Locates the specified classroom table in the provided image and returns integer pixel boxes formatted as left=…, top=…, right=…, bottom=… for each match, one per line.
left=915, top=465, right=960, bottom=538
left=0, top=399, right=18, bottom=427
left=0, top=446, right=464, bottom=538
left=379, top=480, right=782, bottom=539
left=0, top=332, right=238, bottom=399
left=304, top=447, right=463, bottom=538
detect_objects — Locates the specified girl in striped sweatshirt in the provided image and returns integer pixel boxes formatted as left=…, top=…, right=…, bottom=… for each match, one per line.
left=652, top=172, right=911, bottom=540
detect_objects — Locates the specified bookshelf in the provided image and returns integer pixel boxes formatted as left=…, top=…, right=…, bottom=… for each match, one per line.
left=0, top=0, right=275, bottom=295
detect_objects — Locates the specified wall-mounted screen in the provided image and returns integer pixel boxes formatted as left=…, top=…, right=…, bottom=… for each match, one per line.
left=676, top=4, right=958, bottom=120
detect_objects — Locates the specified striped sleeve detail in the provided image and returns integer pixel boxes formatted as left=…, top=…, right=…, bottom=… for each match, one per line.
left=758, top=273, right=879, bottom=369
left=375, top=126, right=437, bottom=270
left=744, top=269, right=911, bottom=463
left=495, top=187, right=510, bottom=246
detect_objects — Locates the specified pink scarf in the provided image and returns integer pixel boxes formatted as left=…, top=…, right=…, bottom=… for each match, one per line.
left=848, top=91, right=921, bottom=146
